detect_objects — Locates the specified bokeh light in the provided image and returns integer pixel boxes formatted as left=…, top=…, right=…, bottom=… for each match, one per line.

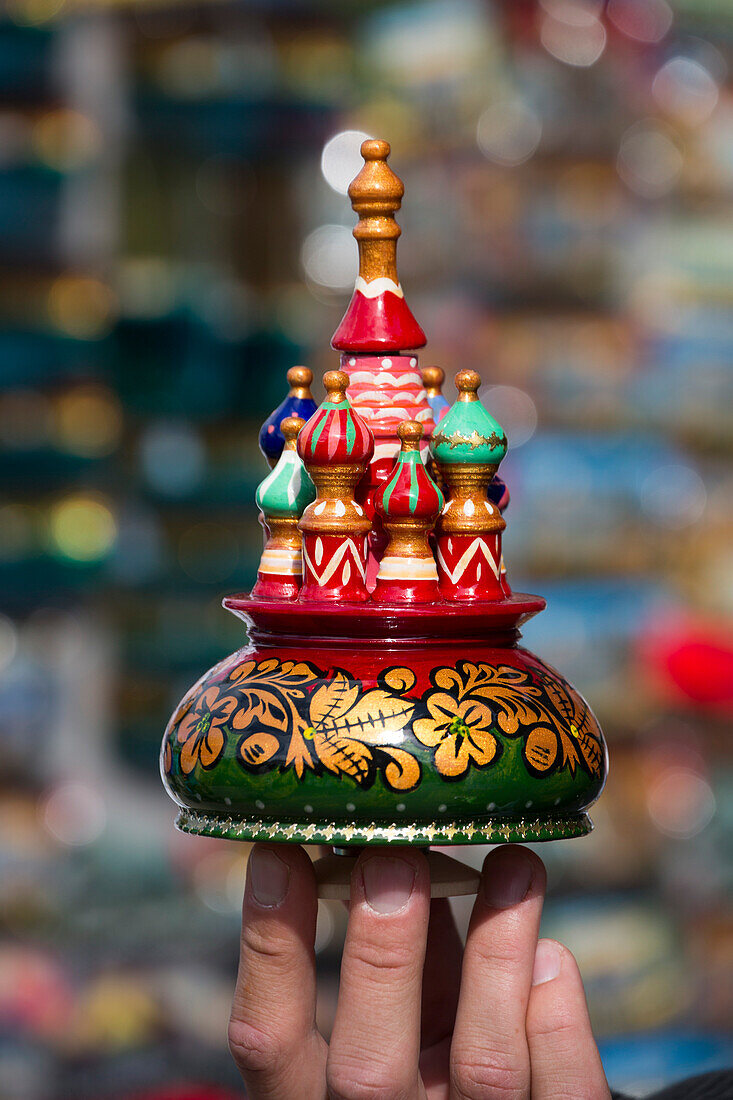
left=301, top=224, right=355, bottom=290
left=54, top=386, right=123, bottom=458
left=652, top=57, right=719, bottom=128
left=32, top=109, right=101, bottom=172
left=47, top=276, right=117, bottom=340
left=647, top=768, right=716, bottom=839
left=617, top=120, right=684, bottom=197
left=476, top=100, right=542, bottom=167
left=607, top=0, right=673, bottom=44
left=7, top=0, right=65, bottom=24
left=42, top=783, right=106, bottom=847
left=321, top=130, right=372, bottom=195
left=481, top=385, right=538, bottom=448
left=49, top=495, right=117, bottom=562
left=540, top=7, right=606, bottom=67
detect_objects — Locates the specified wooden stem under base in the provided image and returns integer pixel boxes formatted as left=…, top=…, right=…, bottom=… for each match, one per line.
left=313, top=848, right=480, bottom=900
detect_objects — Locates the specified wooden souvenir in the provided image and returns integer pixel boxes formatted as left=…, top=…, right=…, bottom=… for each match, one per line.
left=161, top=140, right=607, bottom=898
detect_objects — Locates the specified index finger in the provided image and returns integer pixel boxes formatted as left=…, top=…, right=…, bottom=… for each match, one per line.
left=229, top=844, right=327, bottom=1099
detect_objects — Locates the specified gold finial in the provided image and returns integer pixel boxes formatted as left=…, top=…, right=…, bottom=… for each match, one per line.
left=286, top=367, right=313, bottom=401
left=396, top=419, right=423, bottom=451
left=456, top=369, right=481, bottom=402
left=421, top=367, right=445, bottom=397
left=281, top=415, right=305, bottom=452
left=323, top=369, right=350, bottom=403
left=348, top=139, right=403, bottom=285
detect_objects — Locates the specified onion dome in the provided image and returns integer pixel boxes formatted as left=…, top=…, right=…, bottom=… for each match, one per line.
left=259, top=366, right=318, bottom=468
left=255, top=416, right=315, bottom=519
left=421, top=366, right=450, bottom=423
left=297, top=370, right=374, bottom=468
left=431, top=370, right=507, bottom=467
left=331, top=140, right=426, bottom=354
left=375, top=421, right=444, bottom=521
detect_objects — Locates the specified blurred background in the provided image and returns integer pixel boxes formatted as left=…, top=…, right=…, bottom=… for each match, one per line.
left=0, top=0, right=731, bottom=1096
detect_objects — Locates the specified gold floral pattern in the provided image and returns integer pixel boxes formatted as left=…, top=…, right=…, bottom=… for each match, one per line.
left=165, top=655, right=603, bottom=790
left=413, top=693, right=499, bottom=779
left=175, top=683, right=238, bottom=774
left=227, top=658, right=318, bottom=776
left=302, top=669, right=420, bottom=791
left=415, top=660, right=603, bottom=781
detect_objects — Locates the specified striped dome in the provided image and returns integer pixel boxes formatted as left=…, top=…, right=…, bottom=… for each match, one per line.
left=298, top=371, right=374, bottom=468
left=375, top=421, right=444, bottom=520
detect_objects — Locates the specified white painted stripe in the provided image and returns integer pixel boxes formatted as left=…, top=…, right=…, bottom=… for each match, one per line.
left=355, top=276, right=403, bottom=299
left=377, top=556, right=438, bottom=581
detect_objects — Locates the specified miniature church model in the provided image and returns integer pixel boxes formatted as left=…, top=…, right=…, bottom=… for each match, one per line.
left=161, top=140, right=607, bottom=897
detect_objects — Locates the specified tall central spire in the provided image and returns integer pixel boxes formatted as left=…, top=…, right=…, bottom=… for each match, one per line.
left=331, top=139, right=427, bottom=354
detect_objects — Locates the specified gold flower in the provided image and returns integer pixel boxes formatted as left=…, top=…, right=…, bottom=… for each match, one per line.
left=175, top=684, right=237, bottom=774
left=413, top=692, right=499, bottom=779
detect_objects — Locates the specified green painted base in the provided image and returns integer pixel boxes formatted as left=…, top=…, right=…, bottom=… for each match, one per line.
left=175, top=808, right=593, bottom=846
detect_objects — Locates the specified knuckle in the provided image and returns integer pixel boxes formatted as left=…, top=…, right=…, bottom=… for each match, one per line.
left=326, top=1057, right=411, bottom=1100
left=527, top=1001, right=576, bottom=1043
left=227, top=1017, right=284, bottom=1076
left=240, top=918, right=291, bottom=963
left=469, top=932, right=524, bottom=971
left=451, top=1047, right=527, bottom=1100
left=347, top=932, right=415, bottom=977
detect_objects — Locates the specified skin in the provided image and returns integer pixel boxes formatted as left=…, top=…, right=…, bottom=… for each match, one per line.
left=229, top=843, right=612, bottom=1100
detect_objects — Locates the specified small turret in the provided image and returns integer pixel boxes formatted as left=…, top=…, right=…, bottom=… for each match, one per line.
left=297, top=371, right=374, bottom=602
left=421, top=366, right=450, bottom=423
left=432, top=370, right=510, bottom=600
left=259, top=366, right=318, bottom=468
left=253, top=416, right=315, bottom=600
left=373, top=420, right=443, bottom=604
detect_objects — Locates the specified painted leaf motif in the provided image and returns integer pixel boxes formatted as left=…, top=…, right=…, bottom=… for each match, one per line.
left=523, top=726, right=558, bottom=773
left=574, top=724, right=603, bottom=778
left=311, top=729, right=372, bottom=785
left=541, top=676, right=577, bottom=725
left=325, top=690, right=415, bottom=745
left=380, top=747, right=421, bottom=792
left=468, top=665, right=546, bottom=736
left=558, top=728, right=581, bottom=776
left=231, top=689, right=290, bottom=732
left=309, top=671, right=359, bottom=728
left=432, top=666, right=464, bottom=695
left=284, top=727, right=314, bottom=779
left=382, top=667, right=416, bottom=693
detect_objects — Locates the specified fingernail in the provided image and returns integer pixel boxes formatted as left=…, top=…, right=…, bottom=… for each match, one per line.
left=482, top=850, right=533, bottom=909
left=532, top=939, right=562, bottom=986
left=249, top=848, right=289, bottom=908
left=362, top=856, right=415, bottom=915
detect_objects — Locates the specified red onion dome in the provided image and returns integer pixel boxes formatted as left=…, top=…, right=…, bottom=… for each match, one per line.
left=297, top=370, right=374, bottom=467
left=375, top=420, right=444, bottom=520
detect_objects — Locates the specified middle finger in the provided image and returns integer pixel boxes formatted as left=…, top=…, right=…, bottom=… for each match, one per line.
left=327, top=847, right=431, bottom=1100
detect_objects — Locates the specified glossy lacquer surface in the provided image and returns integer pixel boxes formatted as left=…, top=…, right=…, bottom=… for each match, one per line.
left=161, top=597, right=607, bottom=846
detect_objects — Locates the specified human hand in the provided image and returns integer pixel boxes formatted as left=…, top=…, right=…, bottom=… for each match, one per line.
left=229, top=843, right=611, bottom=1099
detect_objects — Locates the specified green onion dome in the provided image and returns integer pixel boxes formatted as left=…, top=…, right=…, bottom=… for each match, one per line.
left=431, top=370, right=507, bottom=467
left=255, top=416, right=315, bottom=519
